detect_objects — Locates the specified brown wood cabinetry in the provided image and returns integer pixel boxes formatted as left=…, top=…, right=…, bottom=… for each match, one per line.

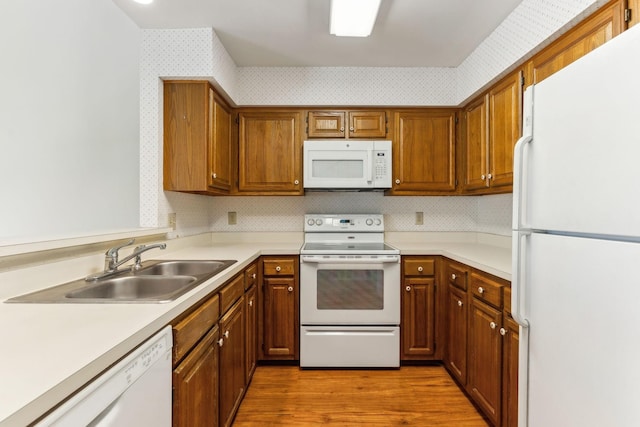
left=219, top=297, right=245, bottom=427
left=401, top=257, right=438, bottom=360
left=244, top=274, right=258, bottom=382
left=463, top=70, right=522, bottom=194
left=163, top=81, right=234, bottom=195
left=444, top=260, right=469, bottom=385
left=390, top=110, right=457, bottom=194
left=526, top=0, right=625, bottom=84
left=307, top=110, right=387, bottom=138
left=172, top=293, right=221, bottom=426
left=629, top=0, right=639, bottom=27
left=237, top=111, right=303, bottom=195
left=260, top=256, right=299, bottom=360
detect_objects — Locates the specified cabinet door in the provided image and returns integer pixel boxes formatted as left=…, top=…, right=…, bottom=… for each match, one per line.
left=445, top=284, right=468, bottom=385
left=262, top=277, right=298, bottom=359
left=308, top=111, right=346, bottom=138
left=463, top=96, right=489, bottom=191
left=348, top=111, right=387, bottom=138
left=173, top=325, right=219, bottom=427
left=209, top=89, right=233, bottom=192
left=630, top=0, right=640, bottom=27
left=501, top=315, right=519, bottom=427
left=468, top=298, right=502, bottom=426
left=219, top=298, right=245, bottom=427
left=245, top=285, right=257, bottom=383
left=393, top=110, right=456, bottom=193
left=163, top=81, right=209, bottom=192
left=488, top=71, right=522, bottom=190
left=401, top=277, right=436, bottom=359
left=529, top=1, right=624, bottom=83
left=238, top=112, right=303, bottom=194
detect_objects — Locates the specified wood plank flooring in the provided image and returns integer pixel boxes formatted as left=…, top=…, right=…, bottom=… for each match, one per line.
left=232, top=365, right=489, bottom=426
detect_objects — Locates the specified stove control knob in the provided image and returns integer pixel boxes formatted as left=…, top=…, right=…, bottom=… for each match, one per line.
left=374, top=218, right=382, bottom=226
left=315, top=219, right=323, bottom=226
left=307, top=218, right=315, bottom=226
left=366, top=218, right=373, bottom=226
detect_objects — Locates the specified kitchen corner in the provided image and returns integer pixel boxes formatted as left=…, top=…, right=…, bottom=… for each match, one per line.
left=0, top=230, right=509, bottom=426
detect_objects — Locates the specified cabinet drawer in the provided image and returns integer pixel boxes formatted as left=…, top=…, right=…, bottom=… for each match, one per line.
left=244, top=263, right=258, bottom=290
left=403, top=258, right=435, bottom=276
left=447, top=262, right=468, bottom=290
left=220, top=274, right=245, bottom=314
left=172, top=293, right=220, bottom=364
left=503, top=286, right=512, bottom=315
left=263, top=258, right=295, bottom=276
left=470, top=272, right=504, bottom=309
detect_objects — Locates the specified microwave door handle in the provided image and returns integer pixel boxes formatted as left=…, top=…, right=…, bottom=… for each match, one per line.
left=366, top=149, right=373, bottom=183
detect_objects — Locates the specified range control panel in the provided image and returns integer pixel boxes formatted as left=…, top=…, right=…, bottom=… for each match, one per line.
left=304, top=214, right=384, bottom=232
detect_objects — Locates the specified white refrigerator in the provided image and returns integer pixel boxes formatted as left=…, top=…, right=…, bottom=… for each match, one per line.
left=512, top=23, right=640, bottom=427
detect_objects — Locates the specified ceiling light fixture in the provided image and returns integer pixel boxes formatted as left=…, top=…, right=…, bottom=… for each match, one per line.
left=133, top=0, right=153, bottom=4
left=330, top=0, right=382, bottom=37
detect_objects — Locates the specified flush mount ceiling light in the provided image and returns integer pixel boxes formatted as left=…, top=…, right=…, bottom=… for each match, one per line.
left=133, top=0, right=153, bottom=4
left=330, top=0, right=382, bottom=37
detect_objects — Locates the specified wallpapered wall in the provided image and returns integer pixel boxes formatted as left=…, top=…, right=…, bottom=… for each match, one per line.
left=139, top=0, right=605, bottom=238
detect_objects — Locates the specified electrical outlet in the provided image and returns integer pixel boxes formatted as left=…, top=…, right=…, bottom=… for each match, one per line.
left=415, top=212, right=424, bottom=225
left=168, top=213, right=177, bottom=230
left=228, top=211, right=237, bottom=225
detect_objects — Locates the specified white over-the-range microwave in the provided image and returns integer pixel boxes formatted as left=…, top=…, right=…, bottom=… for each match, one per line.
left=302, top=140, right=392, bottom=190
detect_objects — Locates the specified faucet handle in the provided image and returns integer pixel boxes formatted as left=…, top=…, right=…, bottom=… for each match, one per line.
left=106, top=239, right=135, bottom=257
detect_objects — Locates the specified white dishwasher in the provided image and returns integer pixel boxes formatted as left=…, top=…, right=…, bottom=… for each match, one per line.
left=36, top=326, right=173, bottom=426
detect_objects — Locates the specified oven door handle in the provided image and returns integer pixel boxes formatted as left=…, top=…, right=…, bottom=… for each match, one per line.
left=301, top=255, right=400, bottom=264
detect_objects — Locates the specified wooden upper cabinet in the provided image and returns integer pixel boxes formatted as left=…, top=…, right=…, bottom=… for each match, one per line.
left=629, top=0, right=640, bottom=27
left=163, top=81, right=234, bottom=195
left=488, top=71, right=522, bottom=190
left=307, top=110, right=387, bottom=138
left=463, top=96, right=489, bottom=191
left=462, top=70, right=522, bottom=194
left=390, top=110, right=456, bottom=194
left=527, top=0, right=624, bottom=84
left=237, top=111, right=303, bottom=195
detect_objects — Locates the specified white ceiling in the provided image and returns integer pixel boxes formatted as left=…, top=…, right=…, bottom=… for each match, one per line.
left=113, top=0, right=524, bottom=67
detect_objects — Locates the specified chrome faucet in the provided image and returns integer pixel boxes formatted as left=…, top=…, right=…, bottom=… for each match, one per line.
left=86, top=239, right=167, bottom=281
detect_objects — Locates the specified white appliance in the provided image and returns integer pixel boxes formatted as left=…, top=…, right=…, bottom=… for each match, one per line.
left=300, top=214, right=400, bottom=367
left=303, top=140, right=392, bottom=189
left=36, top=326, right=173, bottom=426
left=512, top=24, right=640, bottom=427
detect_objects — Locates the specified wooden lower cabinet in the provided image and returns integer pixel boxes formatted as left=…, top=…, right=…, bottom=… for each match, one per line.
left=219, top=297, right=246, bottom=427
left=501, top=316, right=520, bottom=427
left=245, top=284, right=258, bottom=382
left=401, top=277, right=436, bottom=359
left=445, top=284, right=468, bottom=384
left=173, top=325, right=219, bottom=427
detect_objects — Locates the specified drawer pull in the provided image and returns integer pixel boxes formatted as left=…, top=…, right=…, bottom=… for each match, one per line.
left=249, top=300, right=253, bottom=307
left=217, top=338, right=224, bottom=347
left=224, top=330, right=230, bottom=338
left=500, top=327, right=507, bottom=336
left=276, top=266, right=281, bottom=272
left=451, top=273, right=457, bottom=280
left=417, top=266, right=423, bottom=272
left=288, top=286, right=294, bottom=292
left=457, top=300, right=463, bottom=307
left=490, top=321, right=497, bottom=330
left=478, top=286, right=485, bottom=294
left=405, top=286, right=411, bottom=292
left=252, top=273, right=257, bottom=279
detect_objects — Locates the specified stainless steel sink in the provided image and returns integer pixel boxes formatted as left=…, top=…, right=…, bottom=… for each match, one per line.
left=5, top=259, right=237, bottom=304
left=65, top=276, right=198, bottom=302
left=136, top=260, right=235, bottom=277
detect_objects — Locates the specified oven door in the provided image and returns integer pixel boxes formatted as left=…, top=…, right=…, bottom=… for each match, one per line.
left=299, top=255, right=400, bottom=325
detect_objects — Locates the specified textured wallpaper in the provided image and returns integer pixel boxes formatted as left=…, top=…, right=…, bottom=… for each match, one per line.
left=139, top=0, right=603, bottom=238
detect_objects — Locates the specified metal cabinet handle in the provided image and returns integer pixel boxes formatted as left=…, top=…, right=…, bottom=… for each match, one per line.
left=478, top=286, right=485, bottom=294
left=417, top=266, right=423, bottom=272
left=457, top=300, right=463, bottom=307
left=276, top=266, right=281, bottom=272
left=451, top=273, right=457, bottom=280
left=490, top=321, right=497, bottom=329
left=224, top=330, right=230, bottom=338
left=405, top=286, right=411, bottom=292
left=217, top=338, right=224, bottom=347
left=287, top=286, right=294, bottom=292
left=500, top=327, right=507, bottom=336
left=395, top=179, right=400, bottom=184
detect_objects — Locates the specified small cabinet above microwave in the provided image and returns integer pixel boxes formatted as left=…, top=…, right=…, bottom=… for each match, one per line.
left=307, top=110, right=387, bottom=139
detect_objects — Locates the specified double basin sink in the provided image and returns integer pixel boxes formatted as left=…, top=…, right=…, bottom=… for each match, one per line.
left=7, top=260, right=237, bottom=303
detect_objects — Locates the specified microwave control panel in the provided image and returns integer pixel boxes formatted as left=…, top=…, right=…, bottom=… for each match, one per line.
left=374, top=152, right=388, bottom=181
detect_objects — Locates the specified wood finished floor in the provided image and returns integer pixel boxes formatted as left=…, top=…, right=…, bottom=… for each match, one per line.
left=232, top=365, right=489, bottom=426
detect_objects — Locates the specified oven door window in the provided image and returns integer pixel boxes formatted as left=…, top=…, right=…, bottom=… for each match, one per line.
left=316, top=269, right=383, bottom=310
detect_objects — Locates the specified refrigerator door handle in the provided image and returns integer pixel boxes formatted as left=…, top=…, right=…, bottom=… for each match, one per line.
left=513, top=85, right=534, bottom=230
left=511, top=230, right=530, bottom=328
